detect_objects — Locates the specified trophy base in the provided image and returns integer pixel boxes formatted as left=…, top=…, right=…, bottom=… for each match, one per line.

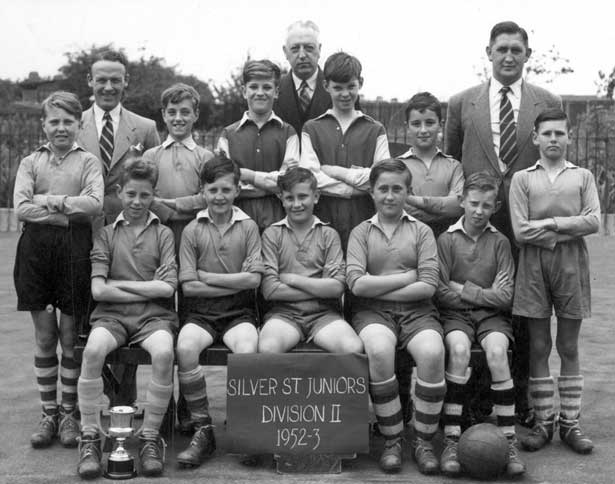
left=105, top=458, right=137, bottom=480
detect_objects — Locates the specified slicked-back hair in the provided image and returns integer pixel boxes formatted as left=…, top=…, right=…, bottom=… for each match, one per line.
left=160, top=83, right=200, bottom=111
left=200, top=152, right=241, bottom=186
left=41, top=91, right=83, bottom=120
left=489, top=21, right=529, bottom=47
left=242, top=59, right=281, bottom=86
left=404, top=91, right=442, bottom=123
left=90, top=49, right=128, bottom=74
left=121, top=157, right=158, bottom=187
left=278, top=167, right=317, bottom=193
left=369, top=159, right=412, bottom=189
left=323, top=52, right=362, bottom=83
left=462, top=171, right=500, bottom=198
left=534, top=108, right=570, bottom=131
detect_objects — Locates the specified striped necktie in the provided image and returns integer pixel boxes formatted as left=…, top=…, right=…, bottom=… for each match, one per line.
left=499, top=86, right=518, bottom=167
left=99, top=111, right=114, bottom=171
left=299, top=80, right=311, bottom=113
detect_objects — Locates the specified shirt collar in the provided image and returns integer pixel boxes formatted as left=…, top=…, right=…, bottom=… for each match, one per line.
left=93, top=102, right=122, bottom=125
left=447, top=216, right=498, bottom=236
left=526, top=159, right=577, bottom=172
left=113, top=210, right=160, bottom=229
left=196, top=206, right=251, bottom=224
left=162, top=135, right=197, bottom=150
left=490, top=77, right=522, bottom=100
left=292, top=70, right=318, bottom=92
left=367, top=210, right=416, bottom=229
left=397, top=146, right=451, bottom=160
left=235, top=111, right=284, bottom=130
left=315, top=108, right=375, bottom=125
left=37, top=142, right=84, bottom=159
left=272, top=215, right=327, bottom=230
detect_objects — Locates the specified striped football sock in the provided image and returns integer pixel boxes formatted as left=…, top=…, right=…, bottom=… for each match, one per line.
left=370, top=376, right=404, bottom=441
left=178, top=366, right=211, bottom=423
left=443, top=369, right=471, bottom=438
left=529, top=376, right=555, bottom=422
left=60, top=355, right=79, bottom=413
left=35, top=355, right=58, bottom=413
left=492, top=378, right=516, bottom=437
left=414, top=377, right=446, bottom=440
left=558, top=375, right=583, bottom=422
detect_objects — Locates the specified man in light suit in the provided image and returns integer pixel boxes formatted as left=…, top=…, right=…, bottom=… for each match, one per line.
left=78, top=50, right=160, bottom=224
left=77, top=50, right=160, bottom=408
left=274, top=20, right=335, bottom=137
left=445, top=21, right=561, bottom=426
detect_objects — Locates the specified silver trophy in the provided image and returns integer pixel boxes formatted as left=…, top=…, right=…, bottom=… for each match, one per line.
left=98, top=406, right=138, bottom=479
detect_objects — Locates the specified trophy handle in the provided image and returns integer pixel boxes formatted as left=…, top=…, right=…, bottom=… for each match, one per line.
left=95, top=404, right=111, bottom=439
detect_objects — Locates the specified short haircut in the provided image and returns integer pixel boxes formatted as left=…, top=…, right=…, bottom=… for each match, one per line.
left=90, top=49, right=128, bottom=73
left=323, top=52, right=362, bottom=83
left=200, top=152, right=241, bottom=186
left=534, top=108, right=570, bottom=131
left=489, top=21, right=529, bottom=47
left=41, top=91, right=83, bottom=120
left=462, top=171, right=500, bottom=198
left=160, top=83, right=200, bottom=111
left=404, top=91, right=442, bottom=122
left=285, top=20, right=320, bottom=43
left=369, top=159, right=412, bottom=188
left=121, top=157, right=158, bottom=187
left=242, top=59, right=281, bottom=86
left=277, top=167, right=317, bottom=193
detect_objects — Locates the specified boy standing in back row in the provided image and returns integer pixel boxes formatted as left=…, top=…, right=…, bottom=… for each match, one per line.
left=217, top=59, right=299, bottom=232
left=300, top=51, right=390, bottom=248
left=510, top=108, right=600, bottom=455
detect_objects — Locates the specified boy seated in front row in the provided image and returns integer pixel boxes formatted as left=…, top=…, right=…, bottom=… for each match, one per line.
left=346, top=159, right=445, bottom=475
left=435, top=172, right=525, bottom=477
left=510, top=108, right=600, bottom=455
left=300, top=51, right=390, bottom=247
left=258, top=167, right=363, bottom=354
left=175, top=154, right=263, bottom=468
left=77, top=159, right=178, bottom=479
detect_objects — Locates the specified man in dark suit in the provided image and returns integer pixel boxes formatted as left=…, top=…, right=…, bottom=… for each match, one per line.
left=77, top=50, right=160, bottom=408
left=274, top=20, right=331, bottom=137
left=445, top=21, right=561, bottom=425
left=78, top=50, right=160, bottom=225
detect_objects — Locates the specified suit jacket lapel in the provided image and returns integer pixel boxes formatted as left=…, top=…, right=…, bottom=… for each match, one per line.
left=517, top=82, right=537, bottom=155
left=308, top=69, right=329, bottom=119
left=111, top=109, right=136, bottom=167
left=80, top=108, right=102, bottom=160
left=471, top=83, right=501, bottom=176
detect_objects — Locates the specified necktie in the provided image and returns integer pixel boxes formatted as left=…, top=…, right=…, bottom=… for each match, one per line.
left=99, top=111, right=114, bottom=171
left=299, top=81, right=311, bottom=113
left=499, top=86, right=518, bottom=167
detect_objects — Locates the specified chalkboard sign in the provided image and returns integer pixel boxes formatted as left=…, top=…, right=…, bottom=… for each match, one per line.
left=227, top=353, right=370, bottom=454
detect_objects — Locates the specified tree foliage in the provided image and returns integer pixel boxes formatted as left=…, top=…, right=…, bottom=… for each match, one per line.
left=595, top=67, right=615, bottom=99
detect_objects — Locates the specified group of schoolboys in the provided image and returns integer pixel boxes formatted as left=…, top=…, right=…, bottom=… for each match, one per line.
left=14, top=39, right=599, bottom=481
